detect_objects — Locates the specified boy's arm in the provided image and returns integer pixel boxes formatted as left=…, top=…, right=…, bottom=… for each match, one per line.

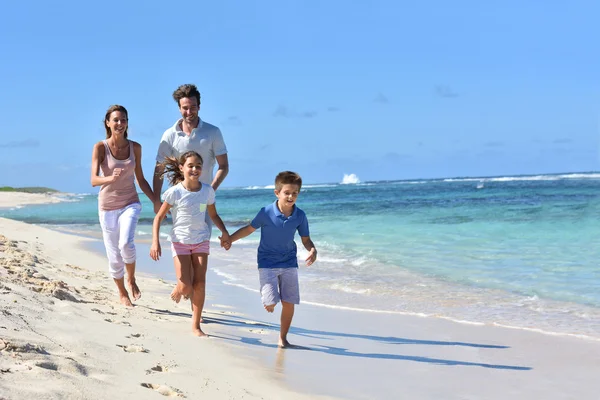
left=301, top=236, right=317, bottom=266
left=150, top=202, right=171, bottom=261
left=230, top=225, right=256, bottom=243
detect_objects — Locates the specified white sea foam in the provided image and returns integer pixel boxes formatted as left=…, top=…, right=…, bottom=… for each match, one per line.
left=212, top=268, right=242, bottom=282
left=341, top=173, right=360, bottom=184
left=330, top=283, right=372, bottom=295
left=303, top=184, right=337, bottom=189
left=444, top=172, right=600, bottom=183
left=244, top=185, right=275, bottom=190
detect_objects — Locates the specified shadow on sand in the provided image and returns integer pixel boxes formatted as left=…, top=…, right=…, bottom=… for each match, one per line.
left=143, top=306, right=532, bottom=371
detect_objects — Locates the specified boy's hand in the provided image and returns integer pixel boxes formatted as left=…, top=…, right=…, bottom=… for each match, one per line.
left=150, top=242, right=161, bottom=261
left=305, top=248, right=317, bottom=266
left=219, top=233, right=231, bottom=251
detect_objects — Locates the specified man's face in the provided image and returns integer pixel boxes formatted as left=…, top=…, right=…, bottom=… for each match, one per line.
left=179, top=97, right=200, bottom=125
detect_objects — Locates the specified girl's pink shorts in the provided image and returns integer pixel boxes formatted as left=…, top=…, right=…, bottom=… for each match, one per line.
left=170, top=241, right=210, bottom=257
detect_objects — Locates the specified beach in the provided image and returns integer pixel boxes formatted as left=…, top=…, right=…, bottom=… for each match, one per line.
left=1, top=192, right=600, bottom=399
left=0, top=192, right=65, bottom=209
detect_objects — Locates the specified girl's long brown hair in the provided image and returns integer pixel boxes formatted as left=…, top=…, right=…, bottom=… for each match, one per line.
left=158, top=151, right=203, bottom=186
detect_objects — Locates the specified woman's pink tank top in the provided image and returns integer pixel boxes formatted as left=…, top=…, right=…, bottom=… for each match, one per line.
left=98, top=140, right=140, bottom=211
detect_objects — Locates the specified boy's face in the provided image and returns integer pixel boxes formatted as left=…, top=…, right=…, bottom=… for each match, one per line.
left=275, top=184, right=300, bottom=211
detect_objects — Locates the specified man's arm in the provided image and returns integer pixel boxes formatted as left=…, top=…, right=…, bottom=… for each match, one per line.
left=211, top=153, right=229, bottom=191
left=152, top=163, right=165, bottom=214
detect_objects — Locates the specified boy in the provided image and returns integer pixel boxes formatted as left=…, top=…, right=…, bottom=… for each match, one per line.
left=227, top=171, right=317, bottom=348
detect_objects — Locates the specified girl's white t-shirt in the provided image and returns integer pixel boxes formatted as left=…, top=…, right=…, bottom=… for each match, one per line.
left=162, top=182, right=215, bottom=244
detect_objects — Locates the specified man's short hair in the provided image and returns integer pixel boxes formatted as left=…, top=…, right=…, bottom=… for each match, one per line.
left=173, top=84, right=201, bottom=107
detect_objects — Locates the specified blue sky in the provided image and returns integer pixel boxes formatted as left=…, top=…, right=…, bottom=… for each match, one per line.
left=0, top=1, right=598, bottom=192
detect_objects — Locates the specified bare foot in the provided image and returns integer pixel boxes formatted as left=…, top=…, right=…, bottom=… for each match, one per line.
left=128, top=279, right=141, bottom=301
left=264, top=304, right=275, bottom=313
left=192, top=327, right=208, bottom=337
left=119, top=293, right=133, bottom=307
left=278, top=337, right=291, bottom=348
left=170, top=287, right=182, bottom=303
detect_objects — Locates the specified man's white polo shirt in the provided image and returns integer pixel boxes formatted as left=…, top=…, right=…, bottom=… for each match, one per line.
left=156, top=119, right=228, bottom=185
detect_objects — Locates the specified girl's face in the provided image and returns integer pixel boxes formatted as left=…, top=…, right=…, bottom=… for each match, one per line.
left=179, top=155, right=202, bottom=181
left=105, top=111, right=128, bottom=137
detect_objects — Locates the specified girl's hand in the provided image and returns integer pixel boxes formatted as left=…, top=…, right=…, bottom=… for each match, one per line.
left=150, top=242, right=161, bottom=261
left=219, top=233, right=231, bottom=250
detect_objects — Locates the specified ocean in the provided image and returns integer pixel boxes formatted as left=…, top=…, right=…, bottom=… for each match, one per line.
left=2, top=172, right=599, bottom=340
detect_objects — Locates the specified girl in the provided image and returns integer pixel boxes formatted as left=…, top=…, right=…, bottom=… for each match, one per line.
left=91, top=105, right=155, bottom=307
left=150, top=151, right=230, bottom=337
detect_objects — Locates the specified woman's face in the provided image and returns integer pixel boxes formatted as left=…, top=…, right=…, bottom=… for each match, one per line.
left=105, top=111, right=128, bottom=137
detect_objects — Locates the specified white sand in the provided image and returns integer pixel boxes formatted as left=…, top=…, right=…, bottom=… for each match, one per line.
left=0, top=217, right=330, bottom=399
left=0, top=192, right=65, bottom=209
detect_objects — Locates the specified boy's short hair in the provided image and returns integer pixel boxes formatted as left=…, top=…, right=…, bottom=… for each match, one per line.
left=275, top=171, right=302, bottom=191
left=173, top=84, right=201, bottom=107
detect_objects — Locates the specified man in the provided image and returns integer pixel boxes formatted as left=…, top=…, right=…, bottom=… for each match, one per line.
left=153, top=84, right=229, bottom=214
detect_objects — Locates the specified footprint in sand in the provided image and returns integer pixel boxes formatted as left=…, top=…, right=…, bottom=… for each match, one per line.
left=117, top=344, right=148, bottom=353
left=35, top=361, right=58, bottom=371
left=140, top=383, right=185, bottom=397
left=214, top=310, right=241, bottom=316
left=3, top=341, right=48, bottom=354
left=145, top=363, right=176, bottom=374
left=104, top=319, right=131, bottom=326
left=245, top=328, right=270, bottom=335
left=126, top=333, right=143, bottom=339
left=91, top=308, right=105, bottom=315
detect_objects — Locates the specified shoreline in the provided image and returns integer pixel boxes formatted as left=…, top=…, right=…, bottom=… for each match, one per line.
left=2, top=191, right=599, bottom=341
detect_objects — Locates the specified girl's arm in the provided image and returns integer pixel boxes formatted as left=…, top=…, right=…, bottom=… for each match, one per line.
left=150, top=201, right=171, bottom=261
left=90, top=142, right=119, bottom=187
left=207, top=203, right=231, bottom=249
left=301, top=236, right=317, bottom=266
left=132, top=142, right=156, bottom=203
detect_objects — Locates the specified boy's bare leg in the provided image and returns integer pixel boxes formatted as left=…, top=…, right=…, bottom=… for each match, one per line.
left=125, top=262, right=141, bottom=301
left=191, top=253, right=208, bottom=337
left=113, top=278, right=133, bottom=307
left=172, top=255, right=193, bottom=303
left=279, top=301, right=295, bottom=348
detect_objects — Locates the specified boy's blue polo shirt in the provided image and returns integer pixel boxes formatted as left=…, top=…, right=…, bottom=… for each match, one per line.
left=250, top=201, right=310, bottom=269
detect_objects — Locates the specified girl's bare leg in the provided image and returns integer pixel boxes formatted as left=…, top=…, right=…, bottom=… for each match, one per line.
left=190, top=253, right=208, bottom=337
left=172, top=255, right=193, bottom=303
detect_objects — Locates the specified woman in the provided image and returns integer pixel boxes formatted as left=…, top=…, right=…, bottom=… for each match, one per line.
left=91, top=105, right=155, bottom=306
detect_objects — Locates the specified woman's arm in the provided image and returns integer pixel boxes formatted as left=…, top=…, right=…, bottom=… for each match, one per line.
left=132, top=142, right=155, bottom=203
left=91, top=142, right=119, bottom=187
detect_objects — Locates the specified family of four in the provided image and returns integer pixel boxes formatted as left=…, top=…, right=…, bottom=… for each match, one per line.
left=90, top=84, right=317, bottom=347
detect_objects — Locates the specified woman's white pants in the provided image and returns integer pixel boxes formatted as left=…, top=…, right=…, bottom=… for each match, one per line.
left=98, top=202, right=141, bottom=279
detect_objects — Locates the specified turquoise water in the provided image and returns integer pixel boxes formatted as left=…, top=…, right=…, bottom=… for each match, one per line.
left=2, top=172, right=600, bottom=338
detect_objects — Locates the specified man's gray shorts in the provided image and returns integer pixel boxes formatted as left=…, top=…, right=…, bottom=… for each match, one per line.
left=258, top=267, right=300, bottom=305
